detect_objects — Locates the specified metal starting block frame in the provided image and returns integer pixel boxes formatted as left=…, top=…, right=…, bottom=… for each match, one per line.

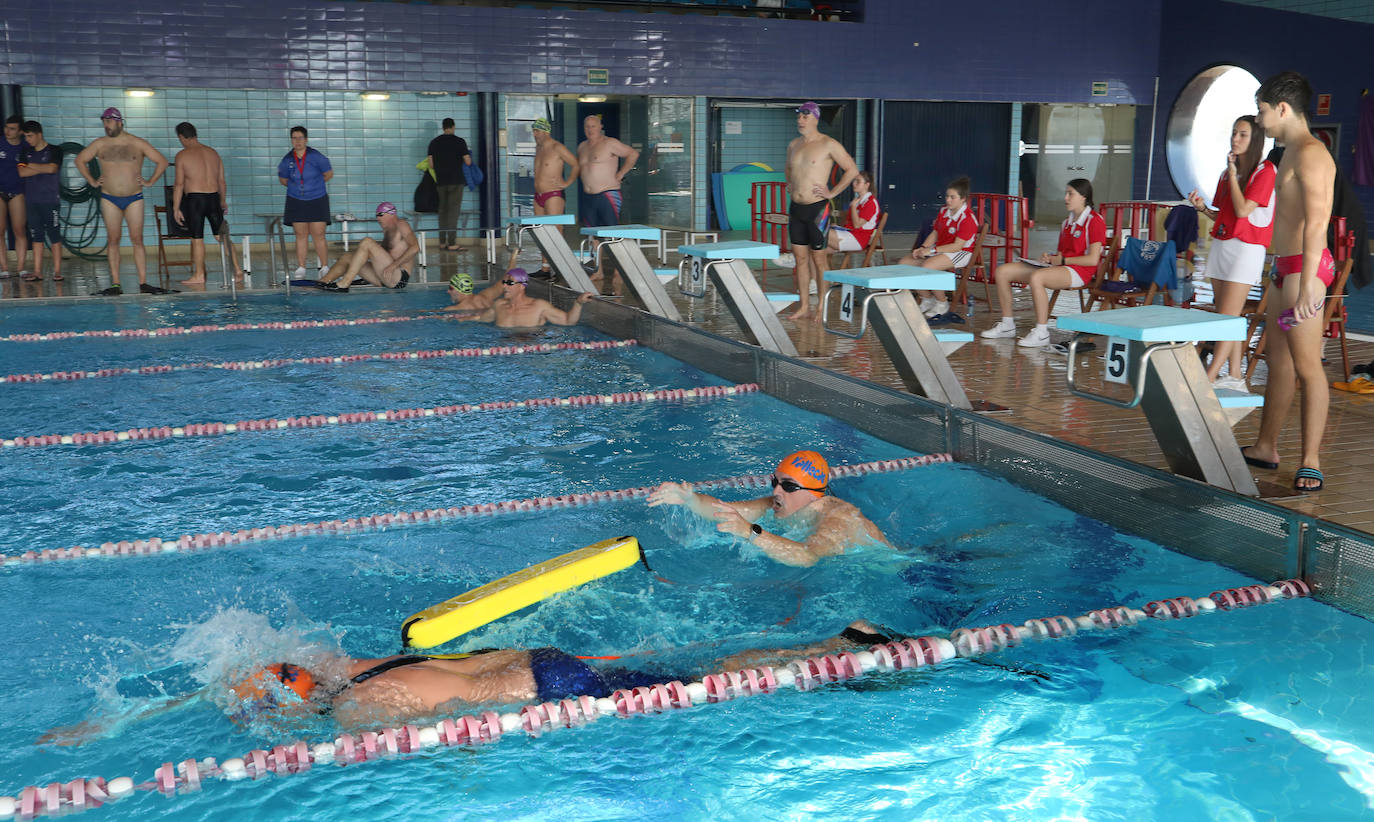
left=505, top=215, right=598, bottom=294
left=819, top=265, right=973, bottom=410
left=582, top=225, right=681, bottom=322
left=676, top=240, right=794, bottom=356
left=1056, top=306, right=1258, bottom=496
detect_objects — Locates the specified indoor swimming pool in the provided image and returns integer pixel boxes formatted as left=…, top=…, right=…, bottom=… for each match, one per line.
left=2, top=290, right=1371, bottom=820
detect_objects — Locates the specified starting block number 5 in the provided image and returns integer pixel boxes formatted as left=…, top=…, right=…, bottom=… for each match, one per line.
left=1104, top=337, right=1130, bottom=384
left=840, top=284, right=854, bottom=322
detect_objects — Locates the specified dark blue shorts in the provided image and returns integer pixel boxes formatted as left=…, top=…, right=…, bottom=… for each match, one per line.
left=284, top=195, right=331, bottom=226
left=26, top=200, right=61, bottom=246
left=528, top=648, right=681, bottom=701
left=578, top=189, right=622, bottom=228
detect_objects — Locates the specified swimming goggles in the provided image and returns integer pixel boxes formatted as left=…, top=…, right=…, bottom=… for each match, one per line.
left=771, top=475, right=826, bottom=494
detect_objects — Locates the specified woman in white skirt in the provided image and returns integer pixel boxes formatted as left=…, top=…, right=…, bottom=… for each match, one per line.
left=1187, top=114, right=1275, bottom=387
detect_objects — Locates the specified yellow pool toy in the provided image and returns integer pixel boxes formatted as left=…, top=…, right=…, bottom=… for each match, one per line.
left=401, top=535, right=643, bottom=648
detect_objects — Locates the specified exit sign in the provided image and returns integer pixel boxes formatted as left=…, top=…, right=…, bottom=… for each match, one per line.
left=588, top=68, right=609, bottom=85
left=1091, top=81, right=1108, bottom=97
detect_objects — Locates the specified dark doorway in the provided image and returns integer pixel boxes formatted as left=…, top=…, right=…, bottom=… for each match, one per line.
left=880, top=102, right=1012, bottom=233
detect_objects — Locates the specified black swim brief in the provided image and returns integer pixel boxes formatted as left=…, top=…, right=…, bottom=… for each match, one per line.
left=788, top=199, right=831, bottom=251
left=179, top=192, right=224, bottom=239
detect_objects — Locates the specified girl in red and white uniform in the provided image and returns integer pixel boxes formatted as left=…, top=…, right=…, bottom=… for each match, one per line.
left=983, top=178, right=1105, bottom=348
left=826, top=170, right=880, bottom=254
left=900, top=176, right=978, bottom=320
left=1186, top=114, right=1274, bottom=387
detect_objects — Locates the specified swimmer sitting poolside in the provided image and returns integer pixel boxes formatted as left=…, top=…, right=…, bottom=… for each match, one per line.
left=40, top=620, right=895, bottom=742
left=453, top=267, right=595, bottom=328
left=647, top=450, right=890, bottom=567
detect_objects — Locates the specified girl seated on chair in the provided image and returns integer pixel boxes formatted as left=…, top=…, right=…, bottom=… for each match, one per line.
left=900, top=176, right=978, bottom=322
left=982, top=178, right=1105, bottom=349
left=825, top=170, right=880, bottom=257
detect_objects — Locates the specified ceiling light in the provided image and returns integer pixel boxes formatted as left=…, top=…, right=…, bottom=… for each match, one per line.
left=360, top=92, right=391, bottom=101
left=125, top=88, right=155, bottom=98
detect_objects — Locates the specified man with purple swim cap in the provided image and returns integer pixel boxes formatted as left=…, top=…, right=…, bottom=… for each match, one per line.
left=453, top=267, right=595, bottom=328
left=316, top=201, right=416, bottom=291
left=75, top=106, right=172, bottom=295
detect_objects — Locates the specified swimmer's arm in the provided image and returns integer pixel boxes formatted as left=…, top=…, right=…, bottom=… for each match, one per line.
left=1295, top=142, right=1335, bottom=321
left=141, top=139, right=169, bottom=187
left=38, top=692, right=204, bottom=747
left=75, top=140, right=102, bottom=186
left=821, top=140, right=859, bottom=200
left=612, top=140, right=639, bottom=182
left=646, top=481, right=735, bottom=519
left=455, top=306, right=497, bottom=323
left=557, top=142, right=580, bottom=190
left=172, top=157, right=186, bottom=223
left=708, top=501, right=822, bottom=566
left=541, top=292, right=594, bottom=326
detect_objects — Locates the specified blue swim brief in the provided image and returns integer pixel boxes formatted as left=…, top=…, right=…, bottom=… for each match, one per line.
left=101, top=191, right=144, bottom=210
left=528, top=648, right=680, bottom=701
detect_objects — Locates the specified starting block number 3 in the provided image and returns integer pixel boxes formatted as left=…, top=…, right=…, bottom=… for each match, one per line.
left=840, top=284, right=855, bottom=322
left=1104, top=337, right=1130, bottom=384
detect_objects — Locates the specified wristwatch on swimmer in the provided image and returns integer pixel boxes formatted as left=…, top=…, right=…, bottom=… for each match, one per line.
left=750, top=523, right=764, bottom=538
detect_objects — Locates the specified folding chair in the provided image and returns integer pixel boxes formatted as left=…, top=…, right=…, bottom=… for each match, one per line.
left=154, top=206, right=194, bottom=281
left=833, top=212, right=888, bottom=270
left=952, top=223, right=988, bottom=308
left=1083, top=235, right=1176, bottom=312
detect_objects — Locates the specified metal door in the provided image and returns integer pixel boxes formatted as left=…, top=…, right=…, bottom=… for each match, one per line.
left=880, top=102, right=1012, bottom=233
left=1032, top=105, right=1136, bottom=223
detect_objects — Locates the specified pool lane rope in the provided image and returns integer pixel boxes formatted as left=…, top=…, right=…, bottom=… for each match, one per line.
left=0, top=313, right=463, bottom=344
left=0, top=339, right=637, bottom=385
left=0, top=578, right=1314, bottom=819
left=2, top=454, right=953, bottom=567
left=0, top=381, right=755, bottom=450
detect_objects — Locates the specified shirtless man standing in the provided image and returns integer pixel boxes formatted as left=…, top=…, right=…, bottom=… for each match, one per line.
left=577, top=115, right=639, bottom=287
left=170, top=122, right=237, bottom=286
left=457, top=267, right=594, bottom=328
left=1241, top=72, right=1336, bottom=493
left=75, top=108, right=171, bottom=295
left=783, top=102, right=859, bottom=320
left=647, top=450, right=890, bottom=567
left=522, top=116, right=580, bottom=278
left=317, top=202, right=416, bottom=291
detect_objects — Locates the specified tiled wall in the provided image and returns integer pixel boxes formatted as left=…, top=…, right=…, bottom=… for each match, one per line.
left=21, top=87, right=477, bottom=249
left=0, top=0, right=1160, bottom=104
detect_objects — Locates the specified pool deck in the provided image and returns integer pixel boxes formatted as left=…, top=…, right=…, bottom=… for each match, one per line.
left=6, top=232, right=1374, bottom=535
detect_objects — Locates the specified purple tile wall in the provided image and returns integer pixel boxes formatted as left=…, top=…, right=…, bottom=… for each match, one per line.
left=0, top=0, right=1161, bottom=104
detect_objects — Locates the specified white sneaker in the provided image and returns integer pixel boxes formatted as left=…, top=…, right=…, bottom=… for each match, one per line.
left=293, top=266, right=307, bottom=278
left=1213, top=375, right=1248, bottom=392
left=1018, top=326, right=1052, bottom=348
left=773, top=254, right=796, bottom=268
left=318, top=265, right=330, bottom=279
left=924, top=300, right=949, bottom=318
left=981, top=319, right=1017, bottom=339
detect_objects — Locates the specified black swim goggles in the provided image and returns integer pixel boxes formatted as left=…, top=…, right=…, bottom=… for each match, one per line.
left=502, top=278, right=521, bottom=286
left=771, top=475, right=827, bottom=494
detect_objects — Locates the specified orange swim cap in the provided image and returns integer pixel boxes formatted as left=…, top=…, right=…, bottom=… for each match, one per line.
left=775, top=450, right=830, bottom=496
left=231, top=663, right=316, bottom=705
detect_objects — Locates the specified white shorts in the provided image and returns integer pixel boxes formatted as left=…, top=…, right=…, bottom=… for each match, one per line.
left=1206, top=237, right=1266, bottom=286
left=832, top=228, right=862, bottom=252
left=942, top=250, right=972, bottom=269
left=1066, top=268, right=1087, bottom=288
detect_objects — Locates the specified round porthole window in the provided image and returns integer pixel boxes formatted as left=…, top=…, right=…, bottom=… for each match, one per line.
left=1166, top=65, right=1274, bottom=199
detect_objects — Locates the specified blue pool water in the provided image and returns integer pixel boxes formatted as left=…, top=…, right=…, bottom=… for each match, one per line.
left=2, top=291, right=1372, bottom=820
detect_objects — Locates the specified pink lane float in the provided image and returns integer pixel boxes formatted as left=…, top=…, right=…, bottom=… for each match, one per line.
left=2, top=454, right=954, bottom=567
left=0, top=340, right=637, bottom=384
left=0, top=381, right=756, bottom=450
left=0, top=578, right=1313, bottom=818
left=0, top=313, right=464, bottom=344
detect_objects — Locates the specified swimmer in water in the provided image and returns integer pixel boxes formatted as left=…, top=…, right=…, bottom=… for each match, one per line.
left=441, top=271, right=503, bottom=312
left=647, top=450, right=891, bottom=567
left=40, top=620, right=895, bottom=742
left=453, top=267, right=595, bottom=328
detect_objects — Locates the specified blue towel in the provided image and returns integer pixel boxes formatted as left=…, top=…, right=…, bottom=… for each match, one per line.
left=1163, top=205, right=1197, bottom=251
left=1117, top=237, right=1177, bottom=290
left=463, top=163, right=485, bottom=192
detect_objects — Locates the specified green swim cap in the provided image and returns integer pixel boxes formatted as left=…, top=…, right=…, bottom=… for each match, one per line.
left=448, top=273, right=474, bottom=294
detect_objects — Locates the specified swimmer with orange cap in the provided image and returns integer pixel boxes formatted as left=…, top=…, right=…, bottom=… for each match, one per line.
left=647, top=450, right=890, bottom=567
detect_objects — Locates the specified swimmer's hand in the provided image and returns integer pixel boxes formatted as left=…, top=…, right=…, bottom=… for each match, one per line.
left=646, top=481, right=695, bottom=508
left=1294, top=280, right=1324, bottom=322
left=576, top=292, right=595, bottom=304
left=710, top=501, right=753, bottom=539
left=811, top=184, right=829, bottom=198
left=174, top=208, right=185, bottom=225
left=38, top=717, right=110, bottom=747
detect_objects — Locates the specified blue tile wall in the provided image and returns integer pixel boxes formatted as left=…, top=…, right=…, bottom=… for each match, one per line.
left=20, top=87, right=477, bottom=249
left=1139, top=0, right=1374, bottom=226
left=0, top=0, right=1161, bottom=104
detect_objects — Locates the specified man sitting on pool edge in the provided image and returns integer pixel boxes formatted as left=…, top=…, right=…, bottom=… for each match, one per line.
left=453, top=267, right=595, bottom=328
left=646, top=450, right=891, bottom=566
left=39, top=619, right=899, bottom=742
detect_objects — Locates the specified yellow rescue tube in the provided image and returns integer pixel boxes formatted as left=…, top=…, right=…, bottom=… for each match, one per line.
left=401, top=535, right=643, bottom=649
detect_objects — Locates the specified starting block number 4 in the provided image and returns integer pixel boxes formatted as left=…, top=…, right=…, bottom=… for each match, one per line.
left=840, top=284, right=854, bottom=322
left=1104, top=337, right=1130, bottom=384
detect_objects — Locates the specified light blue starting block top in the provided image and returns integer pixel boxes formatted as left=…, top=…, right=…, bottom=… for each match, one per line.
left=508, top=214, right=575, bottom=226
left=678, top=240, right=778, bottom=259
left=580, top=224, right=661, bottom=240
left=825, top=265, right=956, bottom=291
left=1056, top=305, right=1246, bottom=342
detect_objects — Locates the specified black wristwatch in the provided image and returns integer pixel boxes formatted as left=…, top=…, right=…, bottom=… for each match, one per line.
left=750, top=523, right=764, bottom=537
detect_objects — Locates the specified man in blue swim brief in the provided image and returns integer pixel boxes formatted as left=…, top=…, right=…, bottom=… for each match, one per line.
left=75, top=107, right=172, bottom=295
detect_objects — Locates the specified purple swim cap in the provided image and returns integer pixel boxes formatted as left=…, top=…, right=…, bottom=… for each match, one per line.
left=505, top=268, right=529, bottom=284
left=795, top=101, right=821, bottom=119
left=375, top=202, right=398, bottom=217
left=101, top=107, right=123, bottom=122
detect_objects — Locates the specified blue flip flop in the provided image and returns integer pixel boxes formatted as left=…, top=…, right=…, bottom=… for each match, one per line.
left=1294, top=467, right=1324, bottom=492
